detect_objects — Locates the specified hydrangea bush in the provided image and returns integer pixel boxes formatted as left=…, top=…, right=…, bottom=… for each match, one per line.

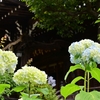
left=60, top=39, right=100, bottom=100
left=13, top=65, right=47, bottom=86
left=0, top=45, right=57, bottom=99
left=68, top=39, right=100, bottom=65
left=13, top=65, right=58, bottom=100
left=0, top=49, right=18, bottom=99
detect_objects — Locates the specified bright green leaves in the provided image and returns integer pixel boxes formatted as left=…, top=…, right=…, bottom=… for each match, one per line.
left=61, top=64, right=84, bottom=99
left=61, top=62, right=100, bottom=99
left=37, top=88, right=49, bottom=95
left=0, top=84, right=10, bottom=94
left=85, top=61, right=97, bottom=71
left=60, top=83, right=81, bottom=99
left=90, top=68, right=100, bottom=82
left=95, top=8, right=100, bottom=24
left=11, top=85, right=26, bottom=92
left=95, top=18, right=100, bottom=24
left=60, top=75, right=84, bottom=99
left=75, top=90, right=100, bottom=100
left=20, top=92, right=42, bottom=100
left=64, top=64, right=85, bottom=80
left=71, top=76, right=84, bottom=84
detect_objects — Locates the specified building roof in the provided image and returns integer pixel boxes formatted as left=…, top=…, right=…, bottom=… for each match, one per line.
left=0, top=0, right=33, bottom=37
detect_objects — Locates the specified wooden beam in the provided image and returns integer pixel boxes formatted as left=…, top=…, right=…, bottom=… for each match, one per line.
left=7, top=0, right=26, bottom=7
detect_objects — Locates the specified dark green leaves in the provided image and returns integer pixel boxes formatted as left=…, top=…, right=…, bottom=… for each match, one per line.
left=21, top=0, right=97, bottom=37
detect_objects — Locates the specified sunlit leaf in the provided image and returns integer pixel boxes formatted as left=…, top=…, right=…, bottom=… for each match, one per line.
left=95, top=20, right=100, bottom=24
left=64, top=64, right=84, bottom=80
left=0, top=84, right=10, bottom=94
left=71, top=76, right=84, bottom=84
left=38, top=88, right=49, bottom=95
left=75, top=90, right=100, bottom=100
left=90, top=68, right=100, bottom=82
left=11, top=86, right=26, bottom=92
left=60, top=83, right=81, bottom=99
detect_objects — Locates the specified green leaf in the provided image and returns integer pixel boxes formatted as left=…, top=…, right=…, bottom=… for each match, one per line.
left=0, top=84, right=10, bottom=94
left=21, top=92, right=29, bottom=97
left=89, top=61, right=97, bottom=68
left=75, top=90, right=100, bottom=100
left=95, top=20, right=100, bottom=24
left=97, top=8, right=100, bottom=12
left=11, top=86, right=26, bottom=92
left=21, top=92, right=41, bottom=100
left=38, top=88, right=49, bottom=95
left=90, top=68, right=100, bottom=82
left=30, top=94, right=40, bottom=98
left=71, top=76, right=84, bottom=84
left=0, top=84, right=10, bottom=88
left=60, top=83, right=81, bottom=99
left=64, top=64, right=84, bottom=80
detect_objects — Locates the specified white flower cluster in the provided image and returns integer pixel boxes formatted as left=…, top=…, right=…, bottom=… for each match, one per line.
left=68, top=39, right=100, bottom=64
left=13, top=65, right=47, bottom=85
left=0, top=49, right=18, bottom=74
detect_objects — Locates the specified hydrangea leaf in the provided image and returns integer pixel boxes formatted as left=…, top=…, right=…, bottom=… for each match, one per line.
left=75, top=90, right=100, bottom=100
left=71, top=76, right=84, bottom=84
left=60, top=83, right=81, bottom=99
left=11, top=85, right=26, bottom=92
left=37, top=88, right=49, bottom=95
left=64, top=64, right=85, bottom=80
left=90, top=68, right=100, bottom=82
left=0, top=84, right=10, bottom=94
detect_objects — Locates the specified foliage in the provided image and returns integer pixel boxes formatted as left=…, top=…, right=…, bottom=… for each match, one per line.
left=0, top=49, right=18, bottom=99
left=21, top=0, right=99, bottom=37
left=27, top=83, right=58, bottom=100
left=95, top=8, right=100, bottom=40
left=13, top=65, right=58, bottom=100
left=60, top=39, right=100, bottom=100
left=17, top=83, right=58, bottom=100
left=0, top=84, right=10, bottom=100
left=95, top=8, right=100, bottom=24
left=0, top=72, right=17, bottom=99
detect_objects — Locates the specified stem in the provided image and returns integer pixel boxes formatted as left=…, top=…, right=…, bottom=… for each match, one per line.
left=28, top=81, right=31, bottom=98
left=84, top=71, right=87, bottom=92
left=87, top=72, right=90, bottom=92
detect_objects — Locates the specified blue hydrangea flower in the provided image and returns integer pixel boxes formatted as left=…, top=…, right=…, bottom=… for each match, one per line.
left=68, top=39, right=100, bottom=65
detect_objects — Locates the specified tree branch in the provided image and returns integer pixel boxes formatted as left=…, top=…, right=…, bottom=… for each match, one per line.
left=2, top=36, right=22, bottom=50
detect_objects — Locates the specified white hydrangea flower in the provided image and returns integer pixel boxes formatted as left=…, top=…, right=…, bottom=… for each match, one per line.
left=82, top=46, right=100, bottom=64
left=0, top=49, right=18, bottom=74
left=2, top=50, right=18, bottom=73
left=68, top=39, right=100, bottom=65
left=79, top=39, right=94, bottom=48
left=68, top=42, right=85, bottom=56
left=70, top=54, right=82, bottom=64
left=94, top=42, right=100, bottom=48
left=13, top=65, right=47, bottom=86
